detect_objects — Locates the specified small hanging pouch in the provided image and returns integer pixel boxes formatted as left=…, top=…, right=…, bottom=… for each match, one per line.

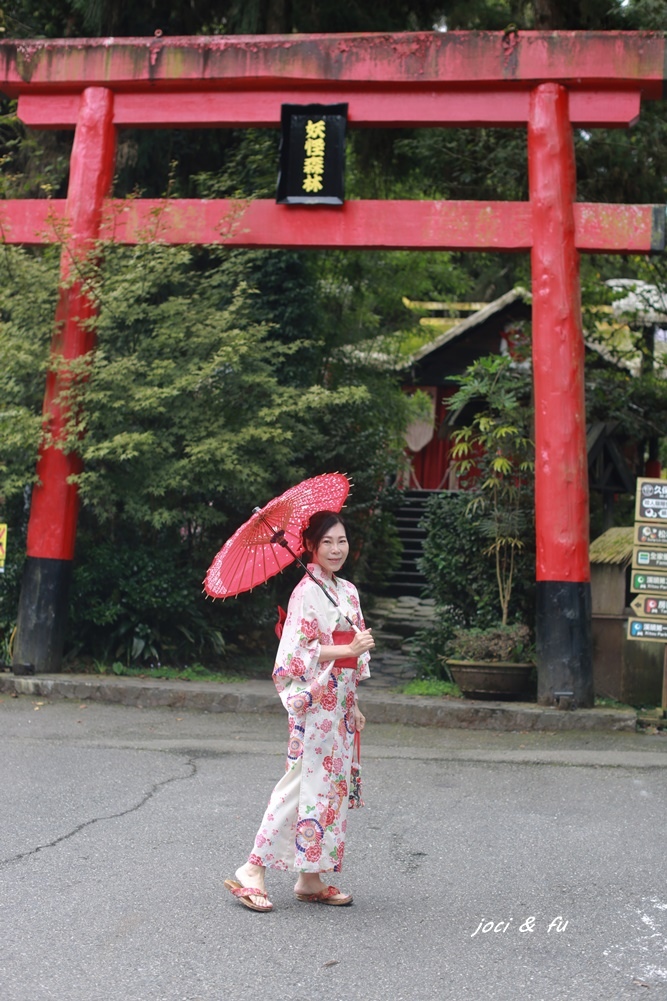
left=348, top=729, right=364, bottom=809
left=331, top=628, right=358, bottom=669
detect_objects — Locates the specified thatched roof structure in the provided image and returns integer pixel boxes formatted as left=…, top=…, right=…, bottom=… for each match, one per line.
left=589, top=527, right=633, bottom=566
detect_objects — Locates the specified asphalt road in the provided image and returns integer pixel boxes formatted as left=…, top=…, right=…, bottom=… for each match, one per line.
left=1, top=694, right=667, bottom=1001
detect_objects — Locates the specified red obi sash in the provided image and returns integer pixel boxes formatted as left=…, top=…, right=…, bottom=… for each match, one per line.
left=332, top=629, right=358, bottom=669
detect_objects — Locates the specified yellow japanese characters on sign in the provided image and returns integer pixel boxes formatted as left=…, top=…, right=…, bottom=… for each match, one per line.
left=303, top=119, right=326, bottom=193
left=0, top=524, right=6, bottom=574
left=277, top=103, right=346, bottom=205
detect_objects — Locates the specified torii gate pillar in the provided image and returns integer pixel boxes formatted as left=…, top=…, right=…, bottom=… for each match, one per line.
left=13, top=87, right=116, bottom=672
left=528, top=83, right=593, bottom=706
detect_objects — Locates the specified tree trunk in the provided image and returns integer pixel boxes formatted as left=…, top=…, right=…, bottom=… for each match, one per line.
left=533, top=0, right=572, bottom=29
left=264, top=0, right=291, bottom=33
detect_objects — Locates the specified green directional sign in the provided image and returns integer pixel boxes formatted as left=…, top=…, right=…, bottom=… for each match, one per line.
left=627, top=618, right=667, bottom=642
left=633, top=546, right=667, bottom=571
left=632, top=570, right=667, bottom=595
left=630, top=594, right=667, bottom=619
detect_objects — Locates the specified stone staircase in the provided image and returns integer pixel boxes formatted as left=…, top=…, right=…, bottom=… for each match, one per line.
left=386, top=489, right=433, bottom=597
left=359, top=490, right=441, bottom=689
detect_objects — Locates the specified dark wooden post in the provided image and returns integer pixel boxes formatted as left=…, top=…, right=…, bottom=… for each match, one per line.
left=12, top=87, right=115, bottom=673
left=528, top=83, right=594, bottom=707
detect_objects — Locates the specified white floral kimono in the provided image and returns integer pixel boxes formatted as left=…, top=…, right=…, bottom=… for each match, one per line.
left=248, top=564, right=370, bottom=873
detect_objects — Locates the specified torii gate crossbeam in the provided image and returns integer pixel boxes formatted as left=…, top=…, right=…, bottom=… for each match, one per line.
left=2, top=31, right=665, bottom=706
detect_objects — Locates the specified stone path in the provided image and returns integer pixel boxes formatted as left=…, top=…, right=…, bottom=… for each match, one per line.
left=364, top=594, right=438, bottom=690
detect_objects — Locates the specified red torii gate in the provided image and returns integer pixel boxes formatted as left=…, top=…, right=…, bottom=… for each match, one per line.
left=2, top=31, right=665, bottom=704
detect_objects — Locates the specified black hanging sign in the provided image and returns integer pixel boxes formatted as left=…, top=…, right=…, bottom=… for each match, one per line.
left=276, top=104, right=347, bottom=205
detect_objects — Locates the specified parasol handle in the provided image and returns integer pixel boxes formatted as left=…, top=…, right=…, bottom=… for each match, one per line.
left=253, top=509, right=360, bottom=632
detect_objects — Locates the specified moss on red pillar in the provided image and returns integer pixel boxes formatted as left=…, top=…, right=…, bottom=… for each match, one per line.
left=13, top=87, right=116, bottom=673
left=528, top=83, right=593, bottom=707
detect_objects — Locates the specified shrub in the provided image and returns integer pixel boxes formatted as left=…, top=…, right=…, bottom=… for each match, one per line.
left=418, top=491, right=501, bottom=630
left=448, top=622, right=533, bottom=663
left=415, top=491, right=535, bottom=678
left=67, top=533, right=226, bottom=666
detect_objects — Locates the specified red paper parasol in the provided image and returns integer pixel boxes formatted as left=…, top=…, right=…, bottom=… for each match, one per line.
left=204, top=472, right=350, bottom=601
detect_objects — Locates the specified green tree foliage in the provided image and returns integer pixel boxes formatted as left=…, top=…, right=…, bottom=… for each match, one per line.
left=420, top=490, right=504, bottom=630
left=448, top=354, right=535, bottom=627
left=1, top=0, right=449, bottom=37
left=0, top=233, right=414, bottom=663
left=70, top=244, right=304, bottom=530
left=420, top=354, right=536, bottom=627
left=0, top=247, right=59, bottom=501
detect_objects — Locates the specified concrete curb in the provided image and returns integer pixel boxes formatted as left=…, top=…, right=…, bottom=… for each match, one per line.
left=0, top=673, right=638, bottom=732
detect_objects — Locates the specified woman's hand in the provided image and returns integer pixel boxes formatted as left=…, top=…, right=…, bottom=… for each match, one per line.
left=353, top=704, right=366, bottom=731
left=317, top=628, right=375, bottom=664
left=349, top=629, right=374, bottom=657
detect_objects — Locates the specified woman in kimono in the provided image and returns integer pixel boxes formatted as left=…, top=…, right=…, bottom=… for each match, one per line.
left=225, top=510, right=374, bottom=912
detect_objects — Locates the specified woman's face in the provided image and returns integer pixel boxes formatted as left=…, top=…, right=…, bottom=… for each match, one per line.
left=313, top=521, right=349, bottom=577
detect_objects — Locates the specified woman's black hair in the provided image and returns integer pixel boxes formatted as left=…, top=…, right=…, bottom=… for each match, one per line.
left=302, top=510, right=347, bottom=559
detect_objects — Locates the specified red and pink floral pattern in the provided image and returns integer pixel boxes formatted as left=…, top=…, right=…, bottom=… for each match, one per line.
left=249, top=563, right=370, bottom=873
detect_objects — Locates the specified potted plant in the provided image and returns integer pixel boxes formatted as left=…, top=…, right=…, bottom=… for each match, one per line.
left=442, top=352, right=536, bottom=698
left=445, top=622, right=535, bottom=699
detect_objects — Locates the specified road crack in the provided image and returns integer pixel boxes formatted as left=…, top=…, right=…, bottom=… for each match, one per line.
left=0, top=756, right=197, bottom=868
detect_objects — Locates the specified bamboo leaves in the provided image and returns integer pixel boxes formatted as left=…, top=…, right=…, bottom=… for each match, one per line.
left=448, top=353, right=535, bottom=627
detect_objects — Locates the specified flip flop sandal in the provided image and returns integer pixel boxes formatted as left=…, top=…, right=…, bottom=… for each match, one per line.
left=295, top=884, right=353, bottom=906
left=224, top=878, right=273, bottom=912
